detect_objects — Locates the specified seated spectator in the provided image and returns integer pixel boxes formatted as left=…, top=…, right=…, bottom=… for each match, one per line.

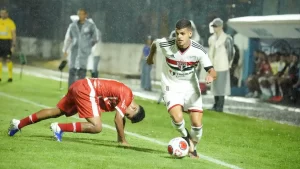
left=278, top=53, right=299, bottom=101
left=257, top=54, right=273, bottom=100
left=245, top=50, right=265, bottom=98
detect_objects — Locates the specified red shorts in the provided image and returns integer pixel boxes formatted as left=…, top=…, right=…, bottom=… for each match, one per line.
left=57, top=79, right=101, bottom=118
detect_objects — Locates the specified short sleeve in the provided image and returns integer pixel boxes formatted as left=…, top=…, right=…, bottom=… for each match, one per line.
left=115, top=88, right=133, bottom=117
left=10, top=20, right=16, bottom=31
left=199, top=52, right=213, bottom=68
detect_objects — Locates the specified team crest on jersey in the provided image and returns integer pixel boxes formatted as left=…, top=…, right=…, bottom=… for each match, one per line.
left=177, top=61, right=187, bottom=71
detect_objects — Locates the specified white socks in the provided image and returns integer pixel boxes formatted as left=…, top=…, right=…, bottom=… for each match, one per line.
left=171, top=120, right=187, bottom=137
left=190, top=125, right=203, bottom=149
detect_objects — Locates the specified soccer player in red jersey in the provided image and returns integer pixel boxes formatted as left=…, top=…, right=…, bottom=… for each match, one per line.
left=8, top=78, right=145, bottom=145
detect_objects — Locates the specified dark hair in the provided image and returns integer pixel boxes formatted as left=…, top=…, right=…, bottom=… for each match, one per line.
left=175, top=19, right=191, bottom=30
left=131, top=105, right=145, bottom=123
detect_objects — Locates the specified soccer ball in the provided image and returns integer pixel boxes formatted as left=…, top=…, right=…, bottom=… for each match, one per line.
left=167, top=137, right=189, bottom=158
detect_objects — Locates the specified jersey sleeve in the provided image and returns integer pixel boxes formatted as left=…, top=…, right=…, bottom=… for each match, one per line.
left=9, top=20, right=16, bottom=31
left=155, top=37, right=175, bottom=48
left=199, top=51, right=213, bottom=69
left=115, top=88, right=133, bottom=117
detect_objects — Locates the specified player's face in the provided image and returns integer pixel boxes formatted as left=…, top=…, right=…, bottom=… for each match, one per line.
left=175, top=28, right=192, bottom=48
left=0, top=10, right=8, bottom=19
left=78, top=10, right=87, bottom=21
left=125, top=101, right=139, bottom=119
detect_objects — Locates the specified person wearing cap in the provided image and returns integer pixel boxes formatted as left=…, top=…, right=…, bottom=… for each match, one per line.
left=8, top=78, right=146, bottom=146
left=139, top=35, right=153, bottom=91
left=208, top=18, right=234, bottom=112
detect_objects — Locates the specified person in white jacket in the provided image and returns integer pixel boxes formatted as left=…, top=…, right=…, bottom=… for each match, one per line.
left=208, top=18, right=234, bottom=112
left=86, top=19, right=102, bottom=78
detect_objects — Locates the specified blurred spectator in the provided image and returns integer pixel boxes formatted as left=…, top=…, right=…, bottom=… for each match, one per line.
left=62, top=9, right=99, bottom=88
left=87, top=19, right=102, bottom=78
left=139, top=35, right=153, bottom=91
left=0, top=8, right=16, bottom=82
left=208, top=18, right=234, bottom=112
left=245, top=50, right=265, bottom=98
left=278, top=53, right=299, bottom=101
left=257, top=54, right=273, bottom=100
left=230, top=44, right=240, bottom=87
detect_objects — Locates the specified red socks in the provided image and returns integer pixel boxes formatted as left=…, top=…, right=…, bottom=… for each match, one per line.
left=18, top=113, right=38, bottom=129
left=58, top=122, right=82, bottom=132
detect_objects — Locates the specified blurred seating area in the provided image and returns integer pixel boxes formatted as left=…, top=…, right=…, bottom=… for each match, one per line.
left=245, top=50, right=300, bottom=104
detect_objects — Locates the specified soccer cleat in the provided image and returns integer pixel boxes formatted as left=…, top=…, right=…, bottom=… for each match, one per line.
left=50, top=123, right=63, bottom=142
left=189, top=150, right=200, bottom=159
left=8, top=119, right=20, bottom=136
left=8, top=78, right=13, bottom=82
left=182, top=128, right=195, bottom=154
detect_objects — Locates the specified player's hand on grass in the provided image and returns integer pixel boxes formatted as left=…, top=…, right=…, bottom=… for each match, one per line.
left=118, top=140, right=130, bottom=147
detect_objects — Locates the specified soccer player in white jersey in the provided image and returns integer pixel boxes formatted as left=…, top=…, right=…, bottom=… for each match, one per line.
left=147, top=19, right=217, bottom=158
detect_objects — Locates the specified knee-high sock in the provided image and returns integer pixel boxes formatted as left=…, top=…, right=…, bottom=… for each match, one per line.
left=7, top=61, right=13, bottom=78
left=171, top=120, right=187, bottom=137
left=58, top=122, right=82, bottom=132
left=190, top=125, right=203, bottom=150
left=18, top=113, right=38, bottom=129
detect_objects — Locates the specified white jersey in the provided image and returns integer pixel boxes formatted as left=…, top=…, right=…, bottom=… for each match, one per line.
left=156, top=38, right=212, bottom=92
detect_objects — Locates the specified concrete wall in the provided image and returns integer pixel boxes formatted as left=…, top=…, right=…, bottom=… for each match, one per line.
left=18, top=37, right=61, bottom=59
left=17, top=37, right=210, bottom=82
left=17, top=37, right=163, bottom=80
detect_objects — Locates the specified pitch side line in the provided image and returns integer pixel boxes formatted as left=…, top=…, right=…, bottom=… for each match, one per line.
left=0, top=92, right=242, bottom=169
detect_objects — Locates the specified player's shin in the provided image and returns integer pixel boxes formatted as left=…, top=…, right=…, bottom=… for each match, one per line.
left=171, top=119, right=188, bottom=137
left=18, top=113, right=39, bottom=129
left=190, top=125, right=203, bottom=150
left=58, top=122, right=82, bottom=132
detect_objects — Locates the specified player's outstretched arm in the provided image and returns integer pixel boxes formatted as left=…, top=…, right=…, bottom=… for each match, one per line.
left=146, top=41, right=157, bottom=65
left=114, top=111, right=129, bottom=146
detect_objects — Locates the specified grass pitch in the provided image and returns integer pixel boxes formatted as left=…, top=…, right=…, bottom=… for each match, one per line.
left=0, top=73, right=299, bottom=169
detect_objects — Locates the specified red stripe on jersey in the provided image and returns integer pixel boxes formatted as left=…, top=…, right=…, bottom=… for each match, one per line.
left=166, top=58, right=198, bottom=66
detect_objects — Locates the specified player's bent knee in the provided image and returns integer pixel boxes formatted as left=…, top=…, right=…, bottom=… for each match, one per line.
left=171, top=113, right=183, bottom=123
left=92, top=124, right=102, bottom=133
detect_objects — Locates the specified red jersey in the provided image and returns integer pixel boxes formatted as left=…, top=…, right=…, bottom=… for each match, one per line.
left=88, top=78, right=134, bottom=116
left=57, top=78, right=133, bottom=119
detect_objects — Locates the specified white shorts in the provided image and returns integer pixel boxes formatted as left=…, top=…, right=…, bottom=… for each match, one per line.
left=163, top=90, right=203, bottom=113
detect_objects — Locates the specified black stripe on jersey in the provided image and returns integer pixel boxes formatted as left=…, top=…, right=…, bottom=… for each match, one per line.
left=191, top=41, right=207, bottom=54
left=160, top=41, right=176, bottom=47
left=192, top=43, right=206, bottom=52
left=166, top=63, right=194, bottom=71
left=160, top=44, right=176, bottom=47
left=160, top=39, right=176, bottom=44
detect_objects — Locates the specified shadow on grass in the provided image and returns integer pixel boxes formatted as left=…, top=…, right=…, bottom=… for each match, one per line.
left=30, top=135, right=165, bottom=154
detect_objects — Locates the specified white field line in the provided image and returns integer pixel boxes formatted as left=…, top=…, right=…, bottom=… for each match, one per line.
left=0, top=91, right=242, bottom=169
